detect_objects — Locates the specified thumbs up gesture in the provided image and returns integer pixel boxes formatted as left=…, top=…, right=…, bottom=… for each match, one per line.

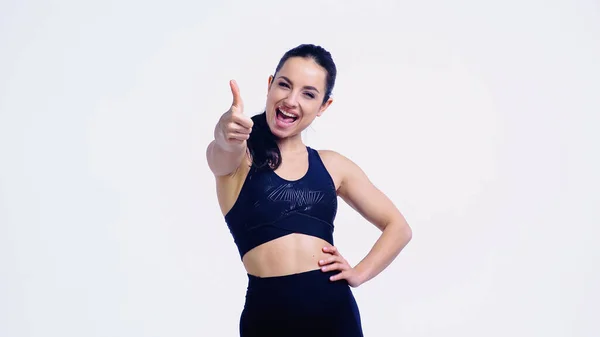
left=215, top=80, right=254, bottom=151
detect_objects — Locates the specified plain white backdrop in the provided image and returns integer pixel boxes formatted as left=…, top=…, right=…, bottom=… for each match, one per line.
left=1, top=0, right=598, bottom=336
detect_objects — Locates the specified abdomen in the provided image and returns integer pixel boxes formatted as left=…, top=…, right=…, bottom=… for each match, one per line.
left=242, top=233, right=332, bottom=277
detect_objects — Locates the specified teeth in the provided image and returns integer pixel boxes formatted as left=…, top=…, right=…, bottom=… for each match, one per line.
left=278, top=107, right=297, bottom=118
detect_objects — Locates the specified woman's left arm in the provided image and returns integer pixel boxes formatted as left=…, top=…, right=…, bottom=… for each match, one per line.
left=329, top=151, right=413, bottom=286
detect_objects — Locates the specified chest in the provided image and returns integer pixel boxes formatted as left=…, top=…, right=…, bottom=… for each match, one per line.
left=272, top=154, right=309, bottom=181
left=241, top=169, right=338, bottom=225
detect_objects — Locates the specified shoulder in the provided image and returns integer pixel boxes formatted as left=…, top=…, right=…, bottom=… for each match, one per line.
left=316, top=149, right=366, bottom=190
left=317, top=149, right=360, bottom=170
left=317, top=149, right=345, bottom=164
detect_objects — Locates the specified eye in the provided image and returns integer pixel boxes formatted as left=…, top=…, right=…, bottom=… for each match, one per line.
left=278, top=82, right=290, bottom=88
left=304, top=92, right=316, bottom=99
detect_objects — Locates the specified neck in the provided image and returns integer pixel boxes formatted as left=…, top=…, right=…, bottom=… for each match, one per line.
left=276, top=134, right=306, bottom=154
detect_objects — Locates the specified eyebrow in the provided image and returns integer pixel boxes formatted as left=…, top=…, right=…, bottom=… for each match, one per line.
left=278, top=76, right=321, bottom=94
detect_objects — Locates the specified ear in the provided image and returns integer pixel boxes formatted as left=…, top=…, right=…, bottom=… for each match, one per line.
left=267, top=75, right=274, bottom=91
left=317, top=98, right=333, bottom=117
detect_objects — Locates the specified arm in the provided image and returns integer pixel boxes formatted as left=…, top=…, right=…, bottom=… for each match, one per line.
left=336, top=152, right=412, bottom=285
left=206, top=134, right=247, bottom=177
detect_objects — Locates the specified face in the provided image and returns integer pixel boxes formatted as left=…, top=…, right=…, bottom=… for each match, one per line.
left=265, top=57, right=333, bottom=139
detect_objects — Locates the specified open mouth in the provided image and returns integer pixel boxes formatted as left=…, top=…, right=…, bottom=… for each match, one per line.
left=276, top=106, right=298, bottom=125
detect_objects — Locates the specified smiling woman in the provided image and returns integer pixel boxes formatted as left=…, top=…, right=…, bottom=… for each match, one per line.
left=206, top=44, right=413, bottom=336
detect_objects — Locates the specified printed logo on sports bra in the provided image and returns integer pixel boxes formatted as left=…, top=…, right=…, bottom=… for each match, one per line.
left=267, top=183, right=325, bottom=208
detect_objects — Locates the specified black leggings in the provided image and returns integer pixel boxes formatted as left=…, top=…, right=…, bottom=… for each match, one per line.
left=240, top=268, right=364, bottom=337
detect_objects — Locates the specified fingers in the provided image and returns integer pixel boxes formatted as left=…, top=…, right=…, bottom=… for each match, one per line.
left=226, top=137, right=245, bottom=145
left=217, top=79, right=252, bottom=147
left=320, top=262, right=348, bottom=272
left=323, top=245, right=340, bottom=255
left=226, top=130, right=251, bottom=142
left=319, top=246, right=357, bottom=284
left=222, top=78, right=253, bottom=138
left=329, top=270, right=348, bottom=282
left=224, top=116, right=252, bottom=142
left=223, top=119, right=251, bottom=142
left=228, top=133, right=250, bottom=142
left=319, top=255, right=341, bottom=266
left=227, top=121, right=252, bottom=135
left=227, top=80, right=252, bottom=130
left=319, top=246, right=349, bottom=272
left=230, top=79, right=244, bottom=111
left=232, top=111, right=254, bottom=130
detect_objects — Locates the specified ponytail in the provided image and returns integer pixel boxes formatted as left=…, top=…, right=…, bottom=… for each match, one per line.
left=247, top=112, right=281, bottom=171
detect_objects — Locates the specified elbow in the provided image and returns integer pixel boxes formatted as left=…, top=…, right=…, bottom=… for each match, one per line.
left=395, top=217, right=412, bottom=244
left=205, top=141, right=220, bottom=175
left=383, top=215, right=412, bottom=244
left=403, top=225, right=413, bottom=243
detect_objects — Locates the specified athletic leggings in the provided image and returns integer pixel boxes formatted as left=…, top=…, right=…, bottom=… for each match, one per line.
left=239, top=268, right=364, bottom=337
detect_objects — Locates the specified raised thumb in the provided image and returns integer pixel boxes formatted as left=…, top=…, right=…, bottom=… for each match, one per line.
left=230, top=79, right=244, bottom=111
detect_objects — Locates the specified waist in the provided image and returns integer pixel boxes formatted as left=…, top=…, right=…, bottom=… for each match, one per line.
left=230, top=212, right=335, bottom=259
left=245, top=268, right=347, bottom=292
left=242, top=233, right=332, bottom=278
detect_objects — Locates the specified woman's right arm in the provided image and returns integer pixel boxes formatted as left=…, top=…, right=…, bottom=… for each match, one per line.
left=206, top=80, right=254, bottom=176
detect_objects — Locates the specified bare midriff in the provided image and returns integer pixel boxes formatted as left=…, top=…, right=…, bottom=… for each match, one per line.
left=242, top=234, right=332, bottom=277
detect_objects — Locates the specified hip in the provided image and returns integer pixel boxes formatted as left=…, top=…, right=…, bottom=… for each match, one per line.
left=240, top=268, right=363, bottom=336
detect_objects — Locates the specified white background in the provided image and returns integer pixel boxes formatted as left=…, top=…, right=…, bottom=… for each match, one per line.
left=1, top=0, right=599, bottom=336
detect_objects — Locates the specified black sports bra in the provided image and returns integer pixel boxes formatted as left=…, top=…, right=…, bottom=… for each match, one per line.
left=224, top=146, right=338, bottom=259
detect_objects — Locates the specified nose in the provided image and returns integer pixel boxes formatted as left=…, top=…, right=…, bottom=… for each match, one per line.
left=283, top=90, right=300, bottom=108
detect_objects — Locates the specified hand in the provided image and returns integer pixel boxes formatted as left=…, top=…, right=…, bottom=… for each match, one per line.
left=215, top=80, right=254, bottom=150
left=319, top=246, right=364, bottom=288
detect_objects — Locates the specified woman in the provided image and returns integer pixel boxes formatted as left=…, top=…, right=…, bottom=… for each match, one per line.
left=206, top=44, right=412, bottom=336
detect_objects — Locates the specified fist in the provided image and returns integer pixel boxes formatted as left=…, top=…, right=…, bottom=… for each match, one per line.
left=217, top=80, right=254, bottom=148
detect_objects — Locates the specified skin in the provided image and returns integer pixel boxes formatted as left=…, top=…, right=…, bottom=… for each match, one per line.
left=207, top=56, right=412, bottom=287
